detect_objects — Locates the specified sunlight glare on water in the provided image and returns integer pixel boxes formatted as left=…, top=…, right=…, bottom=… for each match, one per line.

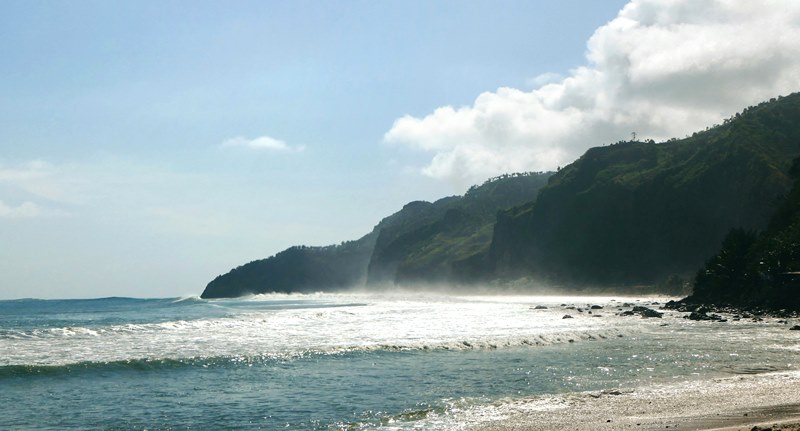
left=2, top=293, right=799, bottom=430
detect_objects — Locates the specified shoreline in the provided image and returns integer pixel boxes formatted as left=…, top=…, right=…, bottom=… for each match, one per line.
left=470, top=371, right=800, bottom=431
left=706, top=418, right=800, bottom=430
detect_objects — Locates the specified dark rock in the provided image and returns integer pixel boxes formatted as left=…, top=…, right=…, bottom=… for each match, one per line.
left=686, top=311, right=725, bottom=321
left=641, top=309, right=664, bottom=318
left=667, top=303, right=691, bottom=312
left=684, top=304, right=701, bottom=312
left=532, top=305, right=548, bottom=310
left=790, top=325, right=800, bottom=330
left=562, top=315, right=573, bottom=319
left=632, top=306, right=664, bottom=318
left=688, top=311, right=712, bottom=321
left=618, top=306, right=663, bottom=318
left=591, top=305, right=603, bottom=309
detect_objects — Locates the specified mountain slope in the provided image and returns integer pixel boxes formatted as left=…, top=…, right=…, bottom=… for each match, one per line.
left=488, top=93, right=800, bottom=287
left=367, top=173, right=551, bottom=285
left=686, top=157, right=800, bottom=309
left=203, top=93, right=800, bottom=298
left=201, top=235, right=376, bottom=298
left=201, top=172, right=551, bottom=298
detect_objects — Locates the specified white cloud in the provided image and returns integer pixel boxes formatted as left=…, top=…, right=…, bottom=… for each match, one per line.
left=0, top=200, right=41, bottom=218
left=526, top=72, right=564, bottom=88
left=0, top=158, right=207, bottom=220
left=385, top=0, right=800, bottom=188
left=0, top=160, right=82, bottom=206
left=221, top=135, right=305, bottom=152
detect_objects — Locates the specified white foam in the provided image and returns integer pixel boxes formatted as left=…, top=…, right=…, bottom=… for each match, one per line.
left=1, top=293, right=655, bottom=366
left=390, top=371, right=800, bottom=431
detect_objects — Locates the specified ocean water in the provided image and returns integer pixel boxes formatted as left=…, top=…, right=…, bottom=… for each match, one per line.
left=1, top=292, right=798, bottom=430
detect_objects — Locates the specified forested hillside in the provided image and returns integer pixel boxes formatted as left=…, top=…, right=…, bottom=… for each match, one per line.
left=686, top=156, right=800, bottom=309
left=487, top=93, right=800, bottom=287
left=203, top=93, right=800, bottom=298
left=367, top=173, right=551, bottom=285
left=201, top=173, right=551, bottom=298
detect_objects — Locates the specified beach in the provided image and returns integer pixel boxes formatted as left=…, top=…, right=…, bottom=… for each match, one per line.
left=709, top=420, right=800, bottom=431
left=472, top=371, right=800, bottom=431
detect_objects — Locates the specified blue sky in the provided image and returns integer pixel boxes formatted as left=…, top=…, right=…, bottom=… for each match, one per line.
left=2, top=1, right=799, bottom=299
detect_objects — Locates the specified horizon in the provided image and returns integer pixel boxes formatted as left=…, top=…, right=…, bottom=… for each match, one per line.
left=2, top=0, right=800, bottom=299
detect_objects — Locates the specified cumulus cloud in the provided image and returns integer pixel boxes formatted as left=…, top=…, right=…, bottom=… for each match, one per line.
left=385, top=0, right=800, bottom=187
left=526, top=72, right=564, bottom=88
left=221, top=135, right=305, bottom=152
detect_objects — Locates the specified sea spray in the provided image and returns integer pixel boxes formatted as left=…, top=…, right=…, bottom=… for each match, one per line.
left=2, top=293, right=797, bottom=430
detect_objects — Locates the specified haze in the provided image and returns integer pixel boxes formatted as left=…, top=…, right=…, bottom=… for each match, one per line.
left=2, top=0, right=799, bottom=299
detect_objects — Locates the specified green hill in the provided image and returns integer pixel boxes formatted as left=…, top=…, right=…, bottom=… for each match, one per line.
left=201, top=236, right=376, bottom=298
left=487, top=93, right=800, bottom=288
left=201, top=172, right=551, bottom=298
left=686, top=156, right=800, bottom=309
left=367, top=173, right=551, bottom=285
left=202, top=93, right=800, bottom=299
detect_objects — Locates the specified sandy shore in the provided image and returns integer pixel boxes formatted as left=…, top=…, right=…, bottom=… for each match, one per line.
left=470, top=371, right=800, bottom=431
left=705, top=419, right=800, bottom=430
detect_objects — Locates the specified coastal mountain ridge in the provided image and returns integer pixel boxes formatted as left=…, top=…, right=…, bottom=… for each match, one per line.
left=366, top=172, right=551, bottom=285
left=202, top=92, right=800, bottom=300
left=487, top=93, right=800, bottom=288
left=201, top=172, right=551, bottom=298
left=684, top=156, right=800, bottom=310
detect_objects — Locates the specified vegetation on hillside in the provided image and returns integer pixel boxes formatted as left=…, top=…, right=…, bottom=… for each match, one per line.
left=488, top=93, right=800, bottom=288
left=367, top=172, right=551, bottom=285
left=202, top=93, right=800, bottom=299
left=687, top=157, right=800, bottom=309
left=201, top=172, right=552, bottom=297
left=201, top=235, right=376, bottom=298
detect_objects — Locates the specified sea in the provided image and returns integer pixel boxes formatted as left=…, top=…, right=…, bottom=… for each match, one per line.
left=1, top=292, right=798, bottom=430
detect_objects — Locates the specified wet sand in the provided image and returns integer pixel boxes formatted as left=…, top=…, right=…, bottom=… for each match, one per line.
left=706, top=419, right=800, bottom=430
left=471, top=371, right=800, bottom=431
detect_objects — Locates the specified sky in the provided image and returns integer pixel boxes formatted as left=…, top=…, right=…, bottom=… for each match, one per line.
left=1, top=1, right=799, bottom=299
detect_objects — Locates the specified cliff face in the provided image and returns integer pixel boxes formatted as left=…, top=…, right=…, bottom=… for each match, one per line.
left=201, top=234, right=376, bottom=298
left=687, top=157, right=800, bottom=310
left=201, top=173, right=551, bottom=298
left=366, top=173, right=551, bottom=285
left=489, top=93, right=800, bottom=287
left=202, top=93, right=800, bottom=299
